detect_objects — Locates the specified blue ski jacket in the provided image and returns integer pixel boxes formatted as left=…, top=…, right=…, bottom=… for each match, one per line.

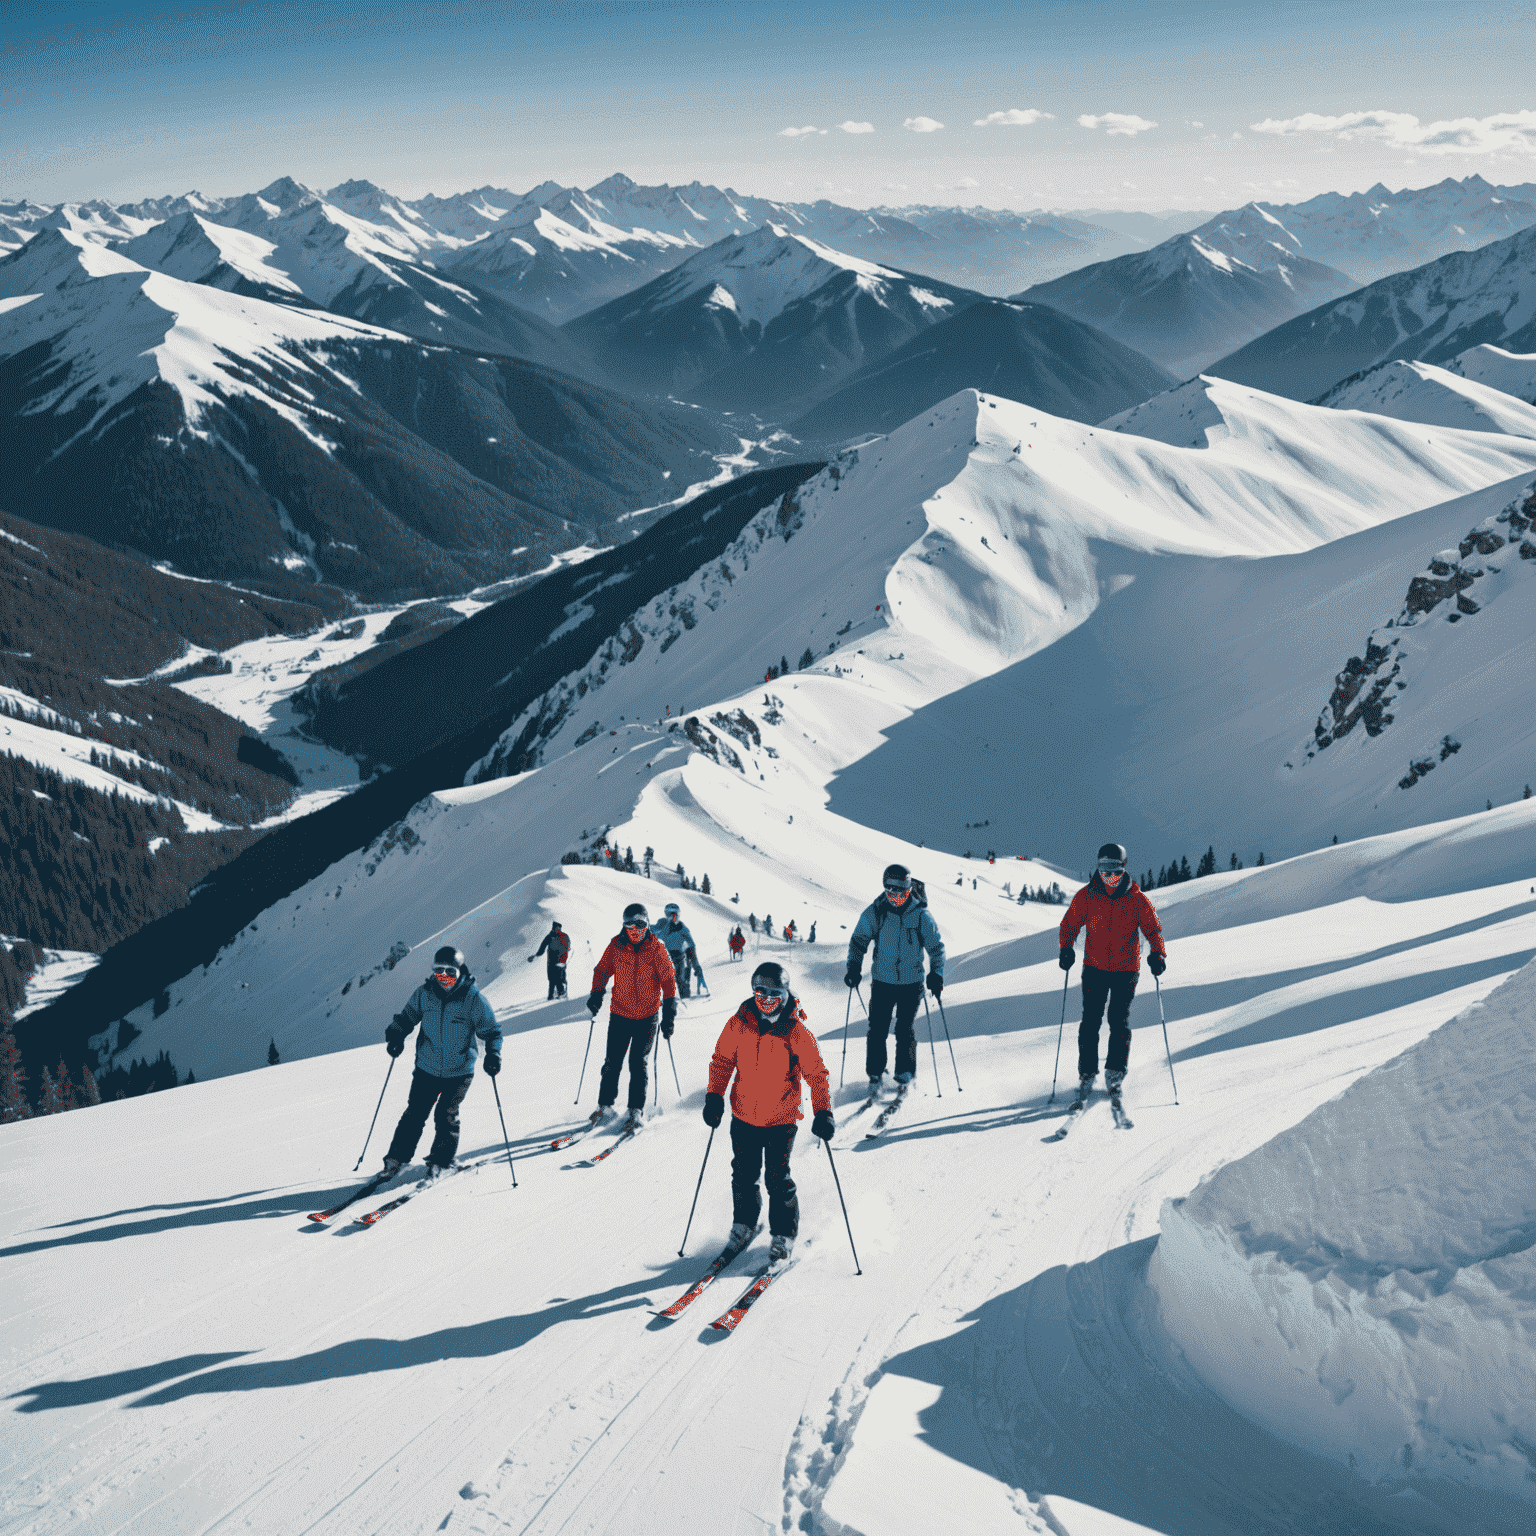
left=390, top=973, right=501, bottom=1079
left=653, top=918, right=696, bottom=959
left=847, top=893, right=944, bottom=986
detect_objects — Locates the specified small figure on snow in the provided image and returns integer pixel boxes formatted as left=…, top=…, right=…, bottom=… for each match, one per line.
left=729, top=927, right=746, bottom=961
left=702, top=962, right=833, bottom=1264
left=528, top=920, right=571, bottom=999
left=381, top=946, right=502, bottom=1176
left=586, top=904, right=678, bottom=1131
left=654, top=901, right=701, bottom=998
left=1058, top=843, right=1166, bottom=1104
left=844, top=864, right=945, bottom=1093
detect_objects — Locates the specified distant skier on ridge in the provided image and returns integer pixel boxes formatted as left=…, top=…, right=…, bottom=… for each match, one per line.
left=586, top=903, right=678, bottom=1131
left=844, top=863, right=945, bottom=1096
left=528, top=920, right=571, bottom=999
left=1058, top=843, right=1166, bottom=1108
left=703, top=961, right=833, bottom=1264
left=380, top=946, right=502, bottom=1178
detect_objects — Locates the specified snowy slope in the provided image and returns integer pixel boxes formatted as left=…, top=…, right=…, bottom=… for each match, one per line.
left=1021, top=214, right=1359, bottom=377
left=1210, top=222, right=1536, bottom=402
left=120, top=211, right=305, bottom=299
left=1152, top=955, right=1536, bottom=1504
left=1447, top=343, right=1536, bottom=403
left=1316, top=358, right=1536, bottom=436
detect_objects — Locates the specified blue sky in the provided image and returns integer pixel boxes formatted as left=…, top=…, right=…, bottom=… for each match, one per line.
left=4, top=0, right=1533, bottom=208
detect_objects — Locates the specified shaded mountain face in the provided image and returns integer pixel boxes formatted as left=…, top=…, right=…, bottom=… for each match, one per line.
left=1020, top=219, right=1359, bottom=377
left=1207, top=224, right=1536, bottom=403
left=563, top=224, right=986, bottom=418
left=790, top=299, right=1173, bottom=442
left=0, top=230, right=730, bottom=602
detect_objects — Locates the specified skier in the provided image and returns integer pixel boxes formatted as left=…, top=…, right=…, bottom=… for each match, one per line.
left=528, top=920, right=571, bottom=999
left=807, top=921, right=816, bottom=944
left=763, top=913, right=773, bottom=938
left=845, top=864, right=945, bottom=1094
left=1058, top=843, right=1166, bottom=1104
left=749, top=913, right=758, bottom=933
left=586, top=903, right=678, bottom=1130
left=381, top=946, right=502, bottom=1176
left=728, top=927, right=746, bottom=961
left=702, top=961, right=833, bottom=1264
left=654, top=902, right=700, bottom=998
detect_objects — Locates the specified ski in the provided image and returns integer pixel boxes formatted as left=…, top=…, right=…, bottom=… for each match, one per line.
left=864, top=1084, right=910, bottom=1139
left=651, top=1226, right=761, bottom=1320
left=1109, top=1094, right=1134, bottom=1130
left=585, top=1118, right=642, bottom=1165
left=550, top=1109, right=612, bottom=1152
left=1047, top=1088, right=1095, bottom=1142
left=356, top=1162, right=466, bottom=1225
left=710, top=1258, right=797, bottom=1333
left=306, top=1168, right=398, bottom=1224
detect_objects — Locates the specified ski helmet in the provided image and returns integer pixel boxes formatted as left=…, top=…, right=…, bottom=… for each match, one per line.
left=551, top=921, right=562, bottom=931
left=882, top=863, right=912, bottom=891
left=751, top=961, right=790, bottom=1008
left=1096, top=843, right=1128, bottom=873
left=432, top=946, right=465, bottom=979
left=664, top=902, right=681, bottom=918
left=622, top=902, right=650, bottom=928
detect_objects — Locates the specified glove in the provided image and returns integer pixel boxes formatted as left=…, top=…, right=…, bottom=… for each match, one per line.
left=812, top=1109, right=835, bottom=1142
left=661, top=997, right=677, bottom=1038
left=844, top=967, right=861, bottom=989
left=1148, top=952, right=1166, bottom=977
left=527, top=956, right=535, bottom=964
left=483, top=1050, right=501, bottom=1077
left=1059, top=947, right=1076, bottom=972
left=926, top=972, right=944, bottom=997
left=702, top=1092, right=725, bottom=1128
left=586, top=990, right=604, bottom=1017
left=386, top=1035, right=404, bottom=1058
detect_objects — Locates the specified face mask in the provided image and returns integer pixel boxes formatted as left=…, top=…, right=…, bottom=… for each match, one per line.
left=1101, top=872, right=1124, bottom=892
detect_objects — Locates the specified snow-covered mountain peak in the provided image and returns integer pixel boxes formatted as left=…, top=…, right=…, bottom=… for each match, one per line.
left=252, top=175, right=316, bottom=214
left=122, top=211, right=305, bottom=297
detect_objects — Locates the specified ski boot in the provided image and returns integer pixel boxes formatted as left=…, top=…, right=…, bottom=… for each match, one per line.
left=769, top=1233, right=795, bottom=1264
left=894, top=1071, right=913, bottom=1089
left=1074, top=1073, right=1096, bottom=1107
left=1106, top=1069, right=1126, bottom=1096
left=728, top=1222, right=755, bottom=1248
left=381, top=1156, right=405, bottom=1178
left=620, top=1107, right=643, bottom=1132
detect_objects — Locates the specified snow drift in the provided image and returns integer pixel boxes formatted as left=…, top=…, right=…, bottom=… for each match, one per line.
left=1150, top=956, right=1536, bottom=1508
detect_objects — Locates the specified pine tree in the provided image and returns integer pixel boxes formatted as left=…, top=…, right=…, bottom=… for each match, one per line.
left=267, top=1038, right=280, bottom=1065
left=1196, top=846, right=1216, bottom=877
left=780, top=656, right=790, bottom=678
left=1256, top=852, right=1265, bottom=865
left=36, top=1066, right=64, bottom=1116
left=1229, top=853, right=1239, bottom=870
left=78, top=1063, right=101, bottom=1107
left=0, top=1011, right=31, bottom=1123
left=798, top=648, right=814, bottom=670
left=1179, top=856, right=1192, bottom=882
left=1524, top=786, right=1531, bottom=800
left=701, top=873, right=711, bottom=894
left=54, top=1060, right=79, bottom=1112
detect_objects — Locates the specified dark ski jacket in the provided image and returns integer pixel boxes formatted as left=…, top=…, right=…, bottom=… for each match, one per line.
left=535, top=928, right=571, bottom=966
left=1059, top=875, right=1165, bottom=973
left=848, top=889, right=944, bottom=986
left=392, top=973, right=501, bottom=1078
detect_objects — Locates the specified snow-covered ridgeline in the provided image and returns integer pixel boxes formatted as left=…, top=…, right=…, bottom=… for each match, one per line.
left=1448, top=344, right=1536, bottom=404
left=1149, top=955, right=1536, bottom=1506
left=1318, top=358, right=1536, bottom=439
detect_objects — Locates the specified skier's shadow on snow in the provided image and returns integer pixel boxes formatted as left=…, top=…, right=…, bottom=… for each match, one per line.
left=848, top=1101, right=1065, bottom=1151
left=8, top=1353, right=257, bottom=1413
left=878, top=1237, right=1502, bottom=1536
left=14, top=1269, right=704, bottom=1410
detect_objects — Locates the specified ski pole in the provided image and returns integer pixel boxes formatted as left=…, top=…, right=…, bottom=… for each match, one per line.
left=666, top=1033, right=681, bottom=1096
left=489, top=1077, right=519, bottom=1188
left=1049, top=971, right=1069, bottom=1103
left=921, top=990, right=943, bottom=1098
left=935, top=993, right=963, bottom=1092
left=652, top=1027, right=662, bottom=1108
left=839, top=987, right=853, bottom=1088
left=677, top=1125, right=715, bottom=1255
left=574, top=1016, right=595, bottom=1104
left=1156, top=974, right=1179, bottom=1104
left=353, top=1056, right=395, bottom=1170
left=855, top=983, right=869, bottom=1018
left=823, top=1139, right=863, bottom=1276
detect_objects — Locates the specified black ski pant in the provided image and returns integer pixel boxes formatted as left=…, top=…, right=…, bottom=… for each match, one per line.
left=546, top=958, right=567, bottom=999
left=386, top=1068, right=472, bottom=1168
left=598, top=1012, right=657, bottom=1110
left=1078, top=965, right=1139, bottom=1078
left=865, top=980, right=921, bottom=1080
left=668, top=954, right=691, bottom=998
left=730, top=1118, right=800, bottom=1237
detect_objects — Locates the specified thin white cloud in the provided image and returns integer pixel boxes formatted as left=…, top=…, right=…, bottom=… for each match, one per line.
left=1077, top=112, right=1158, bottom=137
left=954, top=176, right=980, bottom=189
left=837, top=120, right=875, bottom=134
left=903, top=116, right=944, bottom=133
left=1251, top=109, right=1536, bottom=156
left=973, top=108, right=1052, bottom=128
left=778, top=125, right=827, bottom=138
left=1187, top=120, right=1205, bottom=129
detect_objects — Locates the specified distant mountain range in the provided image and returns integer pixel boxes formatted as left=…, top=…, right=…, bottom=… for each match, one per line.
left=1208, top=223, right=1536, bottom=402
left=0, top=228, right=731, bottom=601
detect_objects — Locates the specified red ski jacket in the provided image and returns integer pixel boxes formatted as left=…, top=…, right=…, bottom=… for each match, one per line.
left=707, top=997, right=831, bottom=1127
left=1059, top=877, right=1166, bottom=973
left=592, top=930, right=676, bottom=1019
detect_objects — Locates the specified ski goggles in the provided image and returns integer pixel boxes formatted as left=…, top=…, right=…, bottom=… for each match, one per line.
left=664, top=906, right=681, bottom=917
left=432, top=966, right=461, bottom=982
left=753, top=986, right=788, bottom=1006
left=623, top=919, right=649, bottom=932
left=1096, top=858, right=1126, bottom=874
